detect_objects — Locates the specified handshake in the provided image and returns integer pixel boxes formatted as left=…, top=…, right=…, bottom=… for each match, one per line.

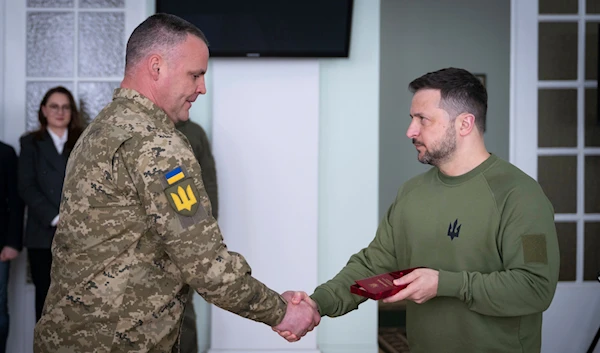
left=271, top=291, right=320, bottom=342
left=269, top=268, right=440, bottom=342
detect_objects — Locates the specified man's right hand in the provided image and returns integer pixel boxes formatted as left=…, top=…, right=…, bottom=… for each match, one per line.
left=273, top=291, right=320, bottom=342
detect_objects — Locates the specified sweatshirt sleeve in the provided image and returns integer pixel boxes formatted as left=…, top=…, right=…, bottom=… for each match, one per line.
left=437, top=184, right=560, bottom=317
left=311, top=198, right=403, bottom=317
left=195, top=127, right=219, bottom=219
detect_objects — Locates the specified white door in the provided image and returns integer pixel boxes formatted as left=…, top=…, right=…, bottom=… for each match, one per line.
left=511, top=1, right=600, bottom=352
left=1, top=1, right=146, bottom=351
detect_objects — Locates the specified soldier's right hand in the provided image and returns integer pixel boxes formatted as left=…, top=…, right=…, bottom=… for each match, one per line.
left=272, top=291, right=320, bottom=342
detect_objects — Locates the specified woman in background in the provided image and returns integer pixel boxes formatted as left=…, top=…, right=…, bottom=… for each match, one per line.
left=18, top=86, right=84, bottom=321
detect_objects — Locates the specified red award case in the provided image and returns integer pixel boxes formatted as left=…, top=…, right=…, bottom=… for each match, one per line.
left=350, top=267, right=420, bottom=300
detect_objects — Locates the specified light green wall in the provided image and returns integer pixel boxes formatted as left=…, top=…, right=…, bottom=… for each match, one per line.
left=316, top=0, right=380, bottom=351
left=378, top=0, right=511, bottom=217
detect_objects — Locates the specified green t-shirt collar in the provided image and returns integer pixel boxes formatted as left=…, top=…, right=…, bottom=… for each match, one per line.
left=436, top=153, right=498, bottom=186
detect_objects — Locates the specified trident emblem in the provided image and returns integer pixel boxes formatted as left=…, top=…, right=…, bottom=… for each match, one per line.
left=171, top=185, right=197, bottom=212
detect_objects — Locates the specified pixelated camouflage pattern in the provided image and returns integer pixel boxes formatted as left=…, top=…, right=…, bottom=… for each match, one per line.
left=33, top=88, right=287, bottom=353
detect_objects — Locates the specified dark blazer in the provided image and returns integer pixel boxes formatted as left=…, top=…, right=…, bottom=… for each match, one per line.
left=18, top=131, right=70, bottom=249
left=0, top=141, right=24, bottom=251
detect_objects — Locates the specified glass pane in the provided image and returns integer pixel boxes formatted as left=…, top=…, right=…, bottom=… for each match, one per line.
left=26, top=82, right=75, bottom=132
left=78, top=12, right=125, bottom=77
left=538, top=89, right=577, bottom=147
left=588, top=0, right=600, bottom=14
left=27, top=12, right=75, bottom=77
left=585, top=89, right=600, bottom=147
left=27, top=0, right=73, bottom=7
left=79, top=0, right=124, bottom=7
left=539, top=23, right=578, bottom=80
left=78, top=82, right=120, bottom=122
left=584, top=223, right=600, bottom=281
left=538, top=156, right=577, bottom=214
left=539, top=0, right=577, bottom=14
left=556, top=222, right=577, bottom=281
left=585, top=156, right=600, bottom=213
left=585, top=22, right=598, bottom=81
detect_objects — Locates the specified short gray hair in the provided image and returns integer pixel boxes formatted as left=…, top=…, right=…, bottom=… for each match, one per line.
left=125, top=13, right=209, bottom=70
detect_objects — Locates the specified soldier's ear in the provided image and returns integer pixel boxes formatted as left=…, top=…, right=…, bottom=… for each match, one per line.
left=148, top=54, right=162, bottom=81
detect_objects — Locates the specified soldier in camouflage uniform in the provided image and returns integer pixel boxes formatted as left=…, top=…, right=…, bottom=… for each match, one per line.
left=33, top=13, right=319, bottom=353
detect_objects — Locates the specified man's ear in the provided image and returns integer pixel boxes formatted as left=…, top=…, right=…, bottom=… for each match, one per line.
left=457, top=113, right=476, bottom=137
left=147, top=54, right=162, bottom=81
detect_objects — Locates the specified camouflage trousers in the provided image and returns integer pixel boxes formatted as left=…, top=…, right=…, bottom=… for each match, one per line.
left=180, top=290, right=198, bottom=353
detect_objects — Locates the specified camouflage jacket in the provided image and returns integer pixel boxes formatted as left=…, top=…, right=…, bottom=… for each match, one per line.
left=34, top=88, right=287, bottom=353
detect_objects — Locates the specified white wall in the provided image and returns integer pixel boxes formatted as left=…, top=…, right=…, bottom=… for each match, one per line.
left=184, top=1, right=381, bottom=352
left=208, top=59, right=320, bottom=353
left=316, top=1, right=380, bottom=352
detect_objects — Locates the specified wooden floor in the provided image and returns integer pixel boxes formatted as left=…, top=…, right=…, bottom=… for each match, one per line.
left=378, top=300, right=410, bottom=353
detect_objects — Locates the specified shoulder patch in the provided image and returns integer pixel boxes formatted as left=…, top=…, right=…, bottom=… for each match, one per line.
left=161, top=165, right=207, bottom=227
left=522, top=234, right=548, bottom=264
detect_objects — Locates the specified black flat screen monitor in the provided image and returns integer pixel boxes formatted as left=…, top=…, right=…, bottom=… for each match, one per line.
left=155, top=0, right=353, bottom=58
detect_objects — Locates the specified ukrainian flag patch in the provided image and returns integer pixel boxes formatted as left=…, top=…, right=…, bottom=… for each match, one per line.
left=165, top=166, right=185, bottom=185
left=161, top=165, right=198, bottom=217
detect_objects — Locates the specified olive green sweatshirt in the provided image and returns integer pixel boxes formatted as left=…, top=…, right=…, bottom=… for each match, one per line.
left=175, top=119, right=219, bottom=218
left=311, top=154, right=560, bottom=353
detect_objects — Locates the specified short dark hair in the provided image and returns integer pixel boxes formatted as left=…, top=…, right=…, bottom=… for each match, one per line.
left=408, top=68, right=488, bottom=133
left=125, top=13, right=209, bottom=71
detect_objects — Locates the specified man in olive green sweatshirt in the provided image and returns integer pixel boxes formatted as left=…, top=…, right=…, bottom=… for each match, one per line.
left=277, top=68, right=560, bottom=353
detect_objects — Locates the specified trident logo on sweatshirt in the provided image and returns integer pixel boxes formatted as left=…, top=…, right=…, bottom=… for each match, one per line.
left=448, top=219, right=461, bottom=240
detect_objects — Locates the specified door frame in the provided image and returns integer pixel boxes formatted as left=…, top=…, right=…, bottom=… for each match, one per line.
left=510, top=1, right=600, bottom=352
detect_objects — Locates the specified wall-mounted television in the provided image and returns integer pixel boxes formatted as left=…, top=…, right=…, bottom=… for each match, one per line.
left=155, top=0, right=353, bottom=58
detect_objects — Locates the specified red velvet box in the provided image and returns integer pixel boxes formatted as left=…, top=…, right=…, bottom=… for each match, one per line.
left=350, top=267, right=420, bottom=300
